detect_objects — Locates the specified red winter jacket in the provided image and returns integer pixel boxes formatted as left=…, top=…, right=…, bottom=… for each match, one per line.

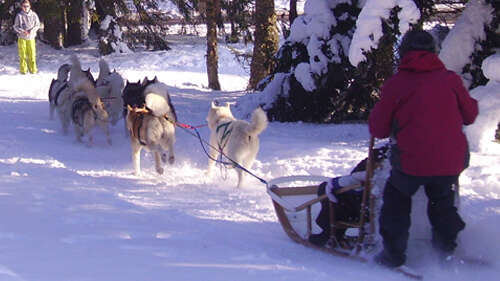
left=369, top=51, right=478, bottom=176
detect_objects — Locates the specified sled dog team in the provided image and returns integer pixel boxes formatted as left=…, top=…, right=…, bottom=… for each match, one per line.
left=48, top=55, right=268, bottom=187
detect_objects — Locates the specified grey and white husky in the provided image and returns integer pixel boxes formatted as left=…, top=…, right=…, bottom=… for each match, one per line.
left=206, top=102, right=268, bottom=188
left=95, top=59, right=125, bottom=126
left=126, top=81, right=177, bottom=175
left=69, top=55, right=111, bottom=146
left=48, top=63, right=71, bottom=120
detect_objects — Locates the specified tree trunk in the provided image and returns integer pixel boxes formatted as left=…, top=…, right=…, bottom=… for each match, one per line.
left=289, top=0, right=298, bottom=25
left=206, top=0, right=221, bottom=90
left=248, top=0, right=279, bottom=89
left=66, top=0, right=83, bottom=46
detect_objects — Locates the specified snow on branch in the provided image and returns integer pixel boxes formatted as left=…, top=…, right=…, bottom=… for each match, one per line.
left=348, top=0, right=420, bottom=67
left=439, top=0, right=494, bottom=76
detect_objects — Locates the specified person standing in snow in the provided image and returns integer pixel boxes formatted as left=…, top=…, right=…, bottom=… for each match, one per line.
left=369, top=29, right=478, bottom=268
left=13, top=0, right=40, bottom=74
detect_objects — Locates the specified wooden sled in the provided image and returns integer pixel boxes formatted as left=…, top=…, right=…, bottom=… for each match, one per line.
left=266, top=138, right=377, bottom=261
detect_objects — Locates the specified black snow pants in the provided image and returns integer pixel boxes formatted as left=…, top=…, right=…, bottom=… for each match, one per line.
left=315, top=183, right=364, bottom=241
left=379, top=169, right=466, bottom=267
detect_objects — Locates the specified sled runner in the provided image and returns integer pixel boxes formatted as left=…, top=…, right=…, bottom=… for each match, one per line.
left=266, top=138, right=424, bottom=280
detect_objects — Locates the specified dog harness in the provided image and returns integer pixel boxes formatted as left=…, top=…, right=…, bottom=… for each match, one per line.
left=49, top=80, right=68, bottom=106
left=216, top=121, right=233, bottom=151
left=129, top=110, right=149, bottom=146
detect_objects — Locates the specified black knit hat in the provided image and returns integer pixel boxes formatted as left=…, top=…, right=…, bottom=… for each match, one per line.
left=398, top=29, right=436, bottom=58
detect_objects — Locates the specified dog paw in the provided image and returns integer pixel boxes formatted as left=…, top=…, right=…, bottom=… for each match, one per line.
left=156, top=167, right=164, bottom=175
left=168, top=156, right=175, bottom=165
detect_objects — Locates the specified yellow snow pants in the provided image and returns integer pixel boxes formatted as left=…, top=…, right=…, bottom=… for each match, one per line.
left=18, top=38, right=37, bottom=74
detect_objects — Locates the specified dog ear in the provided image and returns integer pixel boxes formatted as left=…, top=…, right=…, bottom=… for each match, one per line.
left=211, top=101, right=217, bottom=108
left=225, top=102, right=231, bottom=108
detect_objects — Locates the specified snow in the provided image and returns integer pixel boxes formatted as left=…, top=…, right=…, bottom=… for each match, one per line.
left=481, top=53, right=500, bottom=82
left=348, top=0, right=420, bottom=66
left=1, top=17, right=500, bottom=281
left=439, top=0, right=494, bottom=86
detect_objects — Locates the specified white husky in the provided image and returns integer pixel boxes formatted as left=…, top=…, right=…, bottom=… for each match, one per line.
left=96, top=59, right=125, bottom=126
left=206, top=102, right=268, bottom=188
left=69, top=55, right=111, bottom=146
left=126, top=81, right=176, bottom=175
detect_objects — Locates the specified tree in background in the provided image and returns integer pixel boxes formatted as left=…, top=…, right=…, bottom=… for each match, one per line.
left=0, top=0, right=170, bottom=54
left=222, top=0, right=253, bottom=44
left=289, top=0, right=297, bottom=25
left=0, top=0, right=19, bottom=45
left=248, top=0, right=278, bottom=90
left=241, top=0, right=420, bottom=123
left=66, top=0, right=84, bottom=46
left=204, top=0, right=221, bottom=90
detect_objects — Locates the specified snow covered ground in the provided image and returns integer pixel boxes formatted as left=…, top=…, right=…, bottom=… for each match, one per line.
left=0, top=33, right=499, bottom=281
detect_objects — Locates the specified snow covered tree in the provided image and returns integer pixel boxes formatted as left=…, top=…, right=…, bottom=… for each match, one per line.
left=241, top=0, right=419, bottom=123
left=440, top=0, right=499, bottom=89
left=439, top=0, right=499, bottom=141
left=98, top=15, right=132, bottom=55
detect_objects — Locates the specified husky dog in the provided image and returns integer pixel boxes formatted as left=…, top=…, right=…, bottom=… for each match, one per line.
left=122, top=77, right=159, bottom=135
left=95, top=59, right=125, bottom=126
left=122, top=77, right=158, bottom=116
left=126, top=81, right=176, bottom=175
left=69, top=55, right=111, bottom=146
left=48, top=63, right=71, bottom=120
left=206, top=102, right=268, bottom=188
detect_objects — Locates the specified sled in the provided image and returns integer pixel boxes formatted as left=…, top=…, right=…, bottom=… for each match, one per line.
left=266, top=137, right=377, bottom=261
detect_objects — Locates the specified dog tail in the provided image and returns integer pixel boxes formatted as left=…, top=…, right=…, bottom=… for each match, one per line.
left=96, top=59, right=111, bottom=85
left=246, top=107, right=268, bottom=136
left=69, top=55, right=85, bottom=86
left=73, top=78, right=98, bottom=99
left=144, top=82, right=174, bottom=118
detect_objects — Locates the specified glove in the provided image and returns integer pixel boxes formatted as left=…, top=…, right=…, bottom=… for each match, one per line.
left=326, top=177, right=342, bottom=203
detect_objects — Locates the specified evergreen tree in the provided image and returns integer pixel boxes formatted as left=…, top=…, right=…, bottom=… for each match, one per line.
left=249, top=0, right=419, bottom=123
left=439, top=0, right=499, bottom=141
left=37, top=0, right=65, bottom=49
left=222, top=0, right=253, bottom=44
left=464, top=0, right=499, bottom=89
left=0, top=0, right=18, bottom=45
left=66, top=0, right=84, bottom=46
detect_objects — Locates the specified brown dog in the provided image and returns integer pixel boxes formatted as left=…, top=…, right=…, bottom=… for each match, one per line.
left=125, top=82, right=176, bottom=175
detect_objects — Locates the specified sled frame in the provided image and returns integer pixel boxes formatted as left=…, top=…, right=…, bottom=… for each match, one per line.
left=267, top=137, right=376, bottom=259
